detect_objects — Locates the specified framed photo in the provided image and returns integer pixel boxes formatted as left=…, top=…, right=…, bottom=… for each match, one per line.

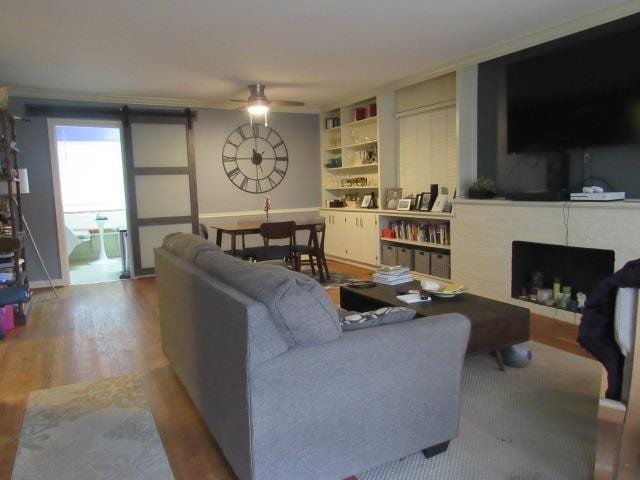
left=419, top=192, right=432, bottom=211
left=397, top=198, right=412, bottom=211
left=431, top=194, right=448, bottom=213
left=384, top=188, right=403, bottom=210
left=361, top=194, right=372, bottom=208
left=415, top=193, right=423, bottom=210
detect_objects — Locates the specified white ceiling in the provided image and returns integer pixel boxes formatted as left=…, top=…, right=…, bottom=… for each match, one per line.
left=0, top=0, right=634, bottom=109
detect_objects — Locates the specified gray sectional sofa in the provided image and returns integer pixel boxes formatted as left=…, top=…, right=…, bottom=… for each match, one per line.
left=155, top=233, right=471, bottom=480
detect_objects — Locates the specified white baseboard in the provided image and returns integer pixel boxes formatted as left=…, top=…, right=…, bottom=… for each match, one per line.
left=30, top=279, right=65, bottom=289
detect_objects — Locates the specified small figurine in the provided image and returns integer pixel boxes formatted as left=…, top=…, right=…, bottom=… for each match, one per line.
left=577, top=292, right=587, bottom=309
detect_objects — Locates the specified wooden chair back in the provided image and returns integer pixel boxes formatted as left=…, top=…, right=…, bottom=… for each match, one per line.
left=259, top=221, right=296, bottom=246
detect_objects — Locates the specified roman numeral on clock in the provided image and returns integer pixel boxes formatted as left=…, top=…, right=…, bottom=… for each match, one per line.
left=227, top=167, right=241, bottom=180
left=273, top=167, right=286, bottom=178
left=275, top=156, right=288, bottom=163
left=223, top=155, right=236, bottom=163
left=240, top=176, right=249, bottom=191
left=226, top=140, right=239, bottom=149
left=255, top=179, right=262, bottom=193
left=267, top=176, right=278, bottom=189
left=272, top=141, right=284, bottom=149
left=252, top=125, right=260, bottom=138
left=238, top=128, right=247, bottom=141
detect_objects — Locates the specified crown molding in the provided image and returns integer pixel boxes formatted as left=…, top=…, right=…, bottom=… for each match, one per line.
left=7, top=86, right=320, bottom=114
left=321, top=0, right=640, bottom=110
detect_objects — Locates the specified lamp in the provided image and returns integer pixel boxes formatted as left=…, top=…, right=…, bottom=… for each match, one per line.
left=248, top=103, right=269, bottom=126
left=12, top=168, right=58, bottom=296
left=247, top=84, right=269, bottom=126
left=18, top=169, right=29, bottom=194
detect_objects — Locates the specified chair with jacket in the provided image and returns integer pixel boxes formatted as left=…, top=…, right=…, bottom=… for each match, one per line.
left=579, top=260, right=640, bottom=480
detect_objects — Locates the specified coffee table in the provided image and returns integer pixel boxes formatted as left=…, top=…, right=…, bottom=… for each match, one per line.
left=340, top=282, right=530, bottom=370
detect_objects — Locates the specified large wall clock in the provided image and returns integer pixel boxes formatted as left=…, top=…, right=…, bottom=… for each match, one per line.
left=222, top=123, right=289, bottom=193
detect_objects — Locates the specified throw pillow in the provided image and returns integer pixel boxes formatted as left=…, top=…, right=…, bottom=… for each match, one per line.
left=340, top=307, right=416, bottom=331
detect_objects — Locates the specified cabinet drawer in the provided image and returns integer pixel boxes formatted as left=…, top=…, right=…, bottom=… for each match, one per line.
left=430, top=252, right=450, bottom=279
left=414, top=250, right=430, bottom=275
left=397, top=247, right=414, bottom=270
left=381, top=244, right=398, bottom=266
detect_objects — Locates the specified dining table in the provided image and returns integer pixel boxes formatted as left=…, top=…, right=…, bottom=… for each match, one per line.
left=208, top=216, right=328, bottom=281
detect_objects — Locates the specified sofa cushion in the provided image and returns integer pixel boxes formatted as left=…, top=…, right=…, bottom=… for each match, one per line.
left=163, top=233, right=221, bottom=263
left=339, top=307, right=416, bottom=331
left=196, top=251, right=341, bottom=346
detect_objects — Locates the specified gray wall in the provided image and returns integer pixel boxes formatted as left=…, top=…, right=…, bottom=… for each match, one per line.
left=194, top=108, right=320, bottom=214
left=9, top=97, right=320, bottom=282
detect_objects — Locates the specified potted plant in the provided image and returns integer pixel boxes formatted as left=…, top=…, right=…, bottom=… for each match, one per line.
left=468, top=177, right=497, bottom=199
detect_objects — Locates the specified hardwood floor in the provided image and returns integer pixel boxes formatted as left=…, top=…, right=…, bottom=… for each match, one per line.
left=0, top=260, right=588, bottom=480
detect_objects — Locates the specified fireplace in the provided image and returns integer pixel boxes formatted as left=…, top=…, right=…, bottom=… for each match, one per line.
left=511, top=241, right=614, bottom=311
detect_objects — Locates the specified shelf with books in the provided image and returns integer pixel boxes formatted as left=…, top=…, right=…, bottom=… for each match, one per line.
left=382, top=219, right=451, bottom=247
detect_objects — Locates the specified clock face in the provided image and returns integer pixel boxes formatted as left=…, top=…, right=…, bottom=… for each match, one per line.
left=222, top=124, right=289, bottom=193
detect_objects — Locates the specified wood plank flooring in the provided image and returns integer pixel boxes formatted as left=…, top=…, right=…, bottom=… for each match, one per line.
left=0, top=260, right=588, bottom=480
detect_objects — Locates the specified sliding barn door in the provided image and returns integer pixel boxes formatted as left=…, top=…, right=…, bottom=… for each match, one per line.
left=123, top=113, right=198, bottom=276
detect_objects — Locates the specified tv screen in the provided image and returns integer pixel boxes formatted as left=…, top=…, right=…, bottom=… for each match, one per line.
left=507, top=24, right=640, bottom=153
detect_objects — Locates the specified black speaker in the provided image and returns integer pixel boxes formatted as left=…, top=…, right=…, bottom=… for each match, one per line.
left=428, top=184, right=438, bottom=210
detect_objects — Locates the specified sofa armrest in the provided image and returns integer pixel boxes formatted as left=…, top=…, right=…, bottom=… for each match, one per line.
left=249, top=313, right=471, bottom=480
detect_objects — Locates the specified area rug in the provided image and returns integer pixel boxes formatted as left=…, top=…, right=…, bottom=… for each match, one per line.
left=300, top=265, right=360, bottom=288
left=11, top=374, right=174, bottom=480
left=357, top=342, right=600, bottom=480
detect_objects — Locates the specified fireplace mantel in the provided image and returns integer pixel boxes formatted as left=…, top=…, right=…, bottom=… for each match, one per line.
left=451, top=199, right=640, bottom=324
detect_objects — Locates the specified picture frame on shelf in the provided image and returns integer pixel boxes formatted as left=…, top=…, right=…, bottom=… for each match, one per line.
left=419, top=192, right=432, bottom=211
left=431, top=194, right=449, bottom=212
left=384, top=188, right=403, bottom=210
left=397, top=198, right=411, bottom=211
left=414, top=194, right=423, bottom=210
left=360, top=194, right=372, bottom=208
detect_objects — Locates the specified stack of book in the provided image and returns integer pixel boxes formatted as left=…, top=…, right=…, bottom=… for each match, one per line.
left=372, top=266, right=413, bottom=285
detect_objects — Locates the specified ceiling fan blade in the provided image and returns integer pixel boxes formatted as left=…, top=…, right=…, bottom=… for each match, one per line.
left=228, top=99, right=248, bottom=103
left=269, top=100, right=305, bottom=107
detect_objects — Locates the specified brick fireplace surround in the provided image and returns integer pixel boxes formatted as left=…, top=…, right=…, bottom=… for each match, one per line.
left=451, top=199, right=640, bottom=324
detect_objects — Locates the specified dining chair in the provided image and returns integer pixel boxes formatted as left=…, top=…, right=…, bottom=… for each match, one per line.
left=243, top=221, right=299, bottom=270
left=295, top=222, right=330, bottom=282
left=199, top=223, right=209, bottom=240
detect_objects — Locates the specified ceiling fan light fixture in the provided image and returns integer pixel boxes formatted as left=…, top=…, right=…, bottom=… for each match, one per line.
left=247, top=104, right=269, bottom=115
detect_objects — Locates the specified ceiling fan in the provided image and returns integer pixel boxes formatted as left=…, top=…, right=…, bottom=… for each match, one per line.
left=229, top=84, right=304, bottom=125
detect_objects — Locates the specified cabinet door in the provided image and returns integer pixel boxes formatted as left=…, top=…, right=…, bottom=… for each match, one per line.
left=360, top=214, right=380, bottom=265
left=323, top=212, right=347, bottom=257
left=345, top=212, right=362, bottom=262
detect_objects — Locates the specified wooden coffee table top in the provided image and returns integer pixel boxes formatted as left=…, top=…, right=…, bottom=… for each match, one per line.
left=340, top=281, right=530, bottom=355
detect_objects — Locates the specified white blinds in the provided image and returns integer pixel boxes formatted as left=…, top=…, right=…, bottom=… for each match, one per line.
left=398, top=105, right=457, bottom=196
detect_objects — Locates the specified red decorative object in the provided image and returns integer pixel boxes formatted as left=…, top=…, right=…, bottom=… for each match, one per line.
left=355, top=107, right=367, bottom=121
left=369, top=103, right=377, bottom=117
left=381, top=229, right=396, bottom=239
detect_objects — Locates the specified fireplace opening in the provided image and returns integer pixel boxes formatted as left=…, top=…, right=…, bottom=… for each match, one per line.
left=511, top=241, right=614, bottom=312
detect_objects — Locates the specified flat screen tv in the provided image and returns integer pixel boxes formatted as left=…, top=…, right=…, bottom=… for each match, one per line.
left=507, top=23, right=640, bottom=153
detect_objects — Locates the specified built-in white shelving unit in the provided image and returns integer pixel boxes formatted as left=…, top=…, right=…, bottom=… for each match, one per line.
left=320, top=93, right=396, bottom=210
